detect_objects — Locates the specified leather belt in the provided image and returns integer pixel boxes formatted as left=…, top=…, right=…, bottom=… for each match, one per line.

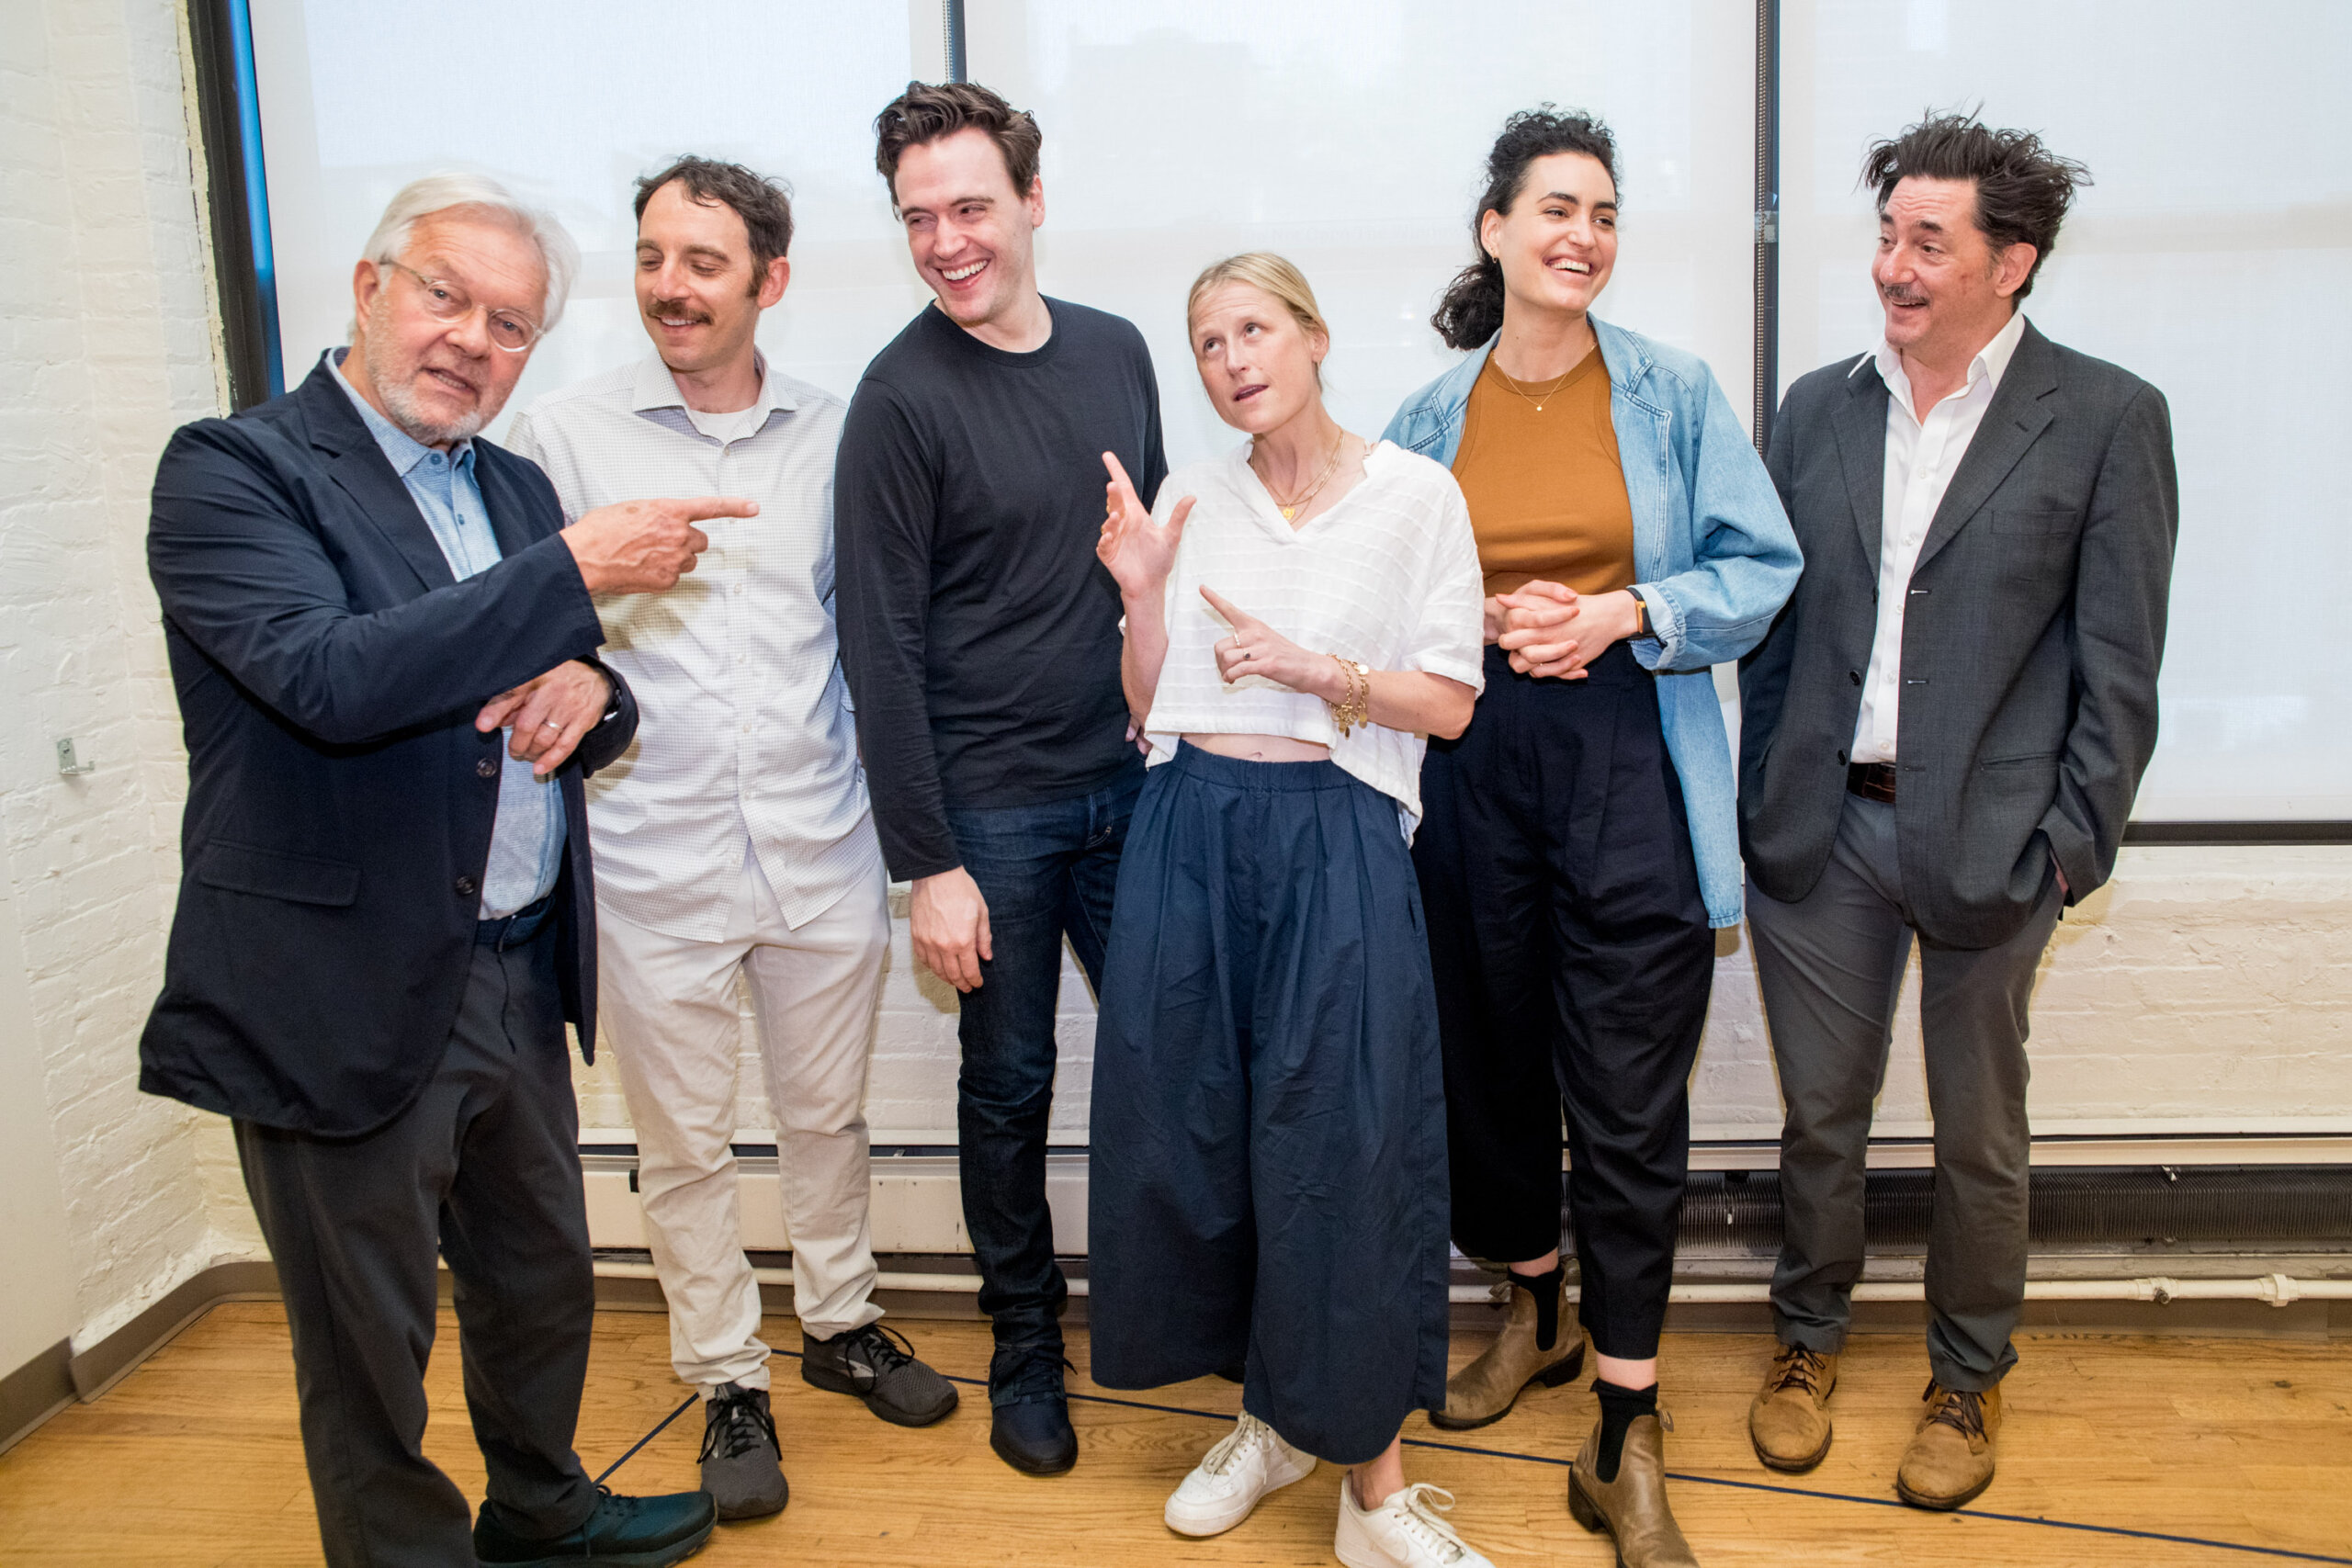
left=476, top=893, right=554, bottom=951
left=1846, top=761, right=1899, bottom=805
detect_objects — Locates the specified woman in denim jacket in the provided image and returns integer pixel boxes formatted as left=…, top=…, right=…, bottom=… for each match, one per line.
left=1382, top=108, right=1798, bottom=1568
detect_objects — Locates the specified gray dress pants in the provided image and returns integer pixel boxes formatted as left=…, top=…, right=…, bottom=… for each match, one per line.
left=234, top=918, right=597, bottom=1568
left=1745, top=792, right=2062, bottom=1392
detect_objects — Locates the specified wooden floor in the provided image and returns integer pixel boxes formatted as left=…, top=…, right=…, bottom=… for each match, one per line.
left=3, top=1303, right=2348, bottom=1566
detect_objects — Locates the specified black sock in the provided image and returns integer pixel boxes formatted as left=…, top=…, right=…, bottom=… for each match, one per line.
left=1592, top=1379, right=1658, bottom=1483
left=1508, top=1263, right=1565, bottom=1351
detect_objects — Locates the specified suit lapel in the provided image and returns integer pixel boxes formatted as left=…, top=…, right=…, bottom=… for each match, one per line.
left=1912, top=322, right=2059, bottom=574
left=1830, top=360, right=1889, bottom=579
left=474, top=447, right=541, bottom=560
left=298, top=364, right=457, bottom=592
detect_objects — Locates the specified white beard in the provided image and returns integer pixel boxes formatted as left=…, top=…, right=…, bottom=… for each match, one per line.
left=362, top=297, right=488, bottom=446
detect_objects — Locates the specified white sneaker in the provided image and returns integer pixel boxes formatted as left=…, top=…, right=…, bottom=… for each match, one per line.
left=1334, top=1478, right=1494, bottom=1568
left=1163, top=1412, right=1317, bottom=1537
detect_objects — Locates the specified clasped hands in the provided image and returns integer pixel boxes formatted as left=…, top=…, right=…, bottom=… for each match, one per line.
left=1488, top=581, right=1644, bottom=680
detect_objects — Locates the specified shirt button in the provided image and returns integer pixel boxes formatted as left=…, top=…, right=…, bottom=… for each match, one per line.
left=476, top=757, right=499, bottom=779
left=454, top=875, right=478, bottom=897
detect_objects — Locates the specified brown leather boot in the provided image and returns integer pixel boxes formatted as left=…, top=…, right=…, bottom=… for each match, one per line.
left=1567, top=1411, right=1700, bottom=1567
left=1894, top=1379, right=2003, bottom=1510
left=1747, top=1342, right=1838, bottom=1472
left=1430, top=1269, right=1584, bottom=1431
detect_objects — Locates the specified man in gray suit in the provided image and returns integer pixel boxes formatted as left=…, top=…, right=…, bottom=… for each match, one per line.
left=1736, top=114, right=2177, bottom=1511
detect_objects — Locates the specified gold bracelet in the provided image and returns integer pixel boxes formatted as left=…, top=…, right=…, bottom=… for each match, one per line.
left=1327, top=655, right=1371, bottom=738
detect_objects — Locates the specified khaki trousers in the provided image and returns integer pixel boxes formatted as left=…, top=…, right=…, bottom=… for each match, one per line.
left=599, top=840, right=889, bottom=1391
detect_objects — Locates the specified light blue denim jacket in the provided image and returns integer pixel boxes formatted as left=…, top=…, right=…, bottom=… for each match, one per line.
left=1382, top=318, right=1801, bottom=928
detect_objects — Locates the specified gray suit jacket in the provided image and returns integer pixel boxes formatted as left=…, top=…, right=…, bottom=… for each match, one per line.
left=1738, top=319, right=2177, bottom=949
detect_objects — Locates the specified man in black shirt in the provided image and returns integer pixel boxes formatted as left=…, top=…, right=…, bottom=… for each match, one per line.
left=836, top=81, right=1165, bottom=1478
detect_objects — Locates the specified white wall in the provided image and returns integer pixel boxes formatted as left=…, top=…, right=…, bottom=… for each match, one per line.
left=577, top=846, right=2352, bottom=1166
left=0, top=0, right=264, bottom=1364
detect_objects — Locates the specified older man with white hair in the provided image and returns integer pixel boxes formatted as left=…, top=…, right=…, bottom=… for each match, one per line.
left=141, top=173, right=752, bottom=1568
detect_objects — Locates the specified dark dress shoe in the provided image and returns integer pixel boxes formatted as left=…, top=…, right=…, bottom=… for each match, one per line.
left=474, top=1485, right=715, bottom=1567
left=988, top=1345, right=1077, bottom=1475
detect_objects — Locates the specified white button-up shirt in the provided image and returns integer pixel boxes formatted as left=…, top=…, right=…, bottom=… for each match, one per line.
left=1850, top=309, right=2028, bottom=763
left=508, top=354, right=880, bottom=939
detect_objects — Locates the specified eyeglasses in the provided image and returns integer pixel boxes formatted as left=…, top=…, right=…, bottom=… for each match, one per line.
left=382, top=260, right=543, bottom=353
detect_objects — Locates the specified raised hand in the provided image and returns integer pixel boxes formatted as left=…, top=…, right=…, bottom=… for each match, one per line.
left=560, top=495, right=754, bottom=595
left=1201, top=586, right=1323, bottom=695
left=1096, top=451, right=1194, bottom=601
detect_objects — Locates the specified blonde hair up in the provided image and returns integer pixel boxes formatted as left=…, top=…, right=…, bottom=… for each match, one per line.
left=1185, top=252, right=1329, bottom=342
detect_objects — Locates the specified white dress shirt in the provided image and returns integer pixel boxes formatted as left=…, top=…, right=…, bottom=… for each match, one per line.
left=1141, top=440, right=1487, bottom=833
left=508, top=354, right=880, bottom=940
left=1850, top=309, right=2029, bottom=763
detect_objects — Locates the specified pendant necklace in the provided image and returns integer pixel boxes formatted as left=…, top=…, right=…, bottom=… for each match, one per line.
left=1257, top=430, right=1347, bottom=522
left=1498, top=362, right=1575, bottom=413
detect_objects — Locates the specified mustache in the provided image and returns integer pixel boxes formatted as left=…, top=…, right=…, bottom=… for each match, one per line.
left=645, top=298, right=713, bottom=323
left=1881, top=285, right=1928, bottom=305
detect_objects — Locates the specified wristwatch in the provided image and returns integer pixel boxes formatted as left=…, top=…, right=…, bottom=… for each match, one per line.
left=1628, top=589, right=1649, bottom=638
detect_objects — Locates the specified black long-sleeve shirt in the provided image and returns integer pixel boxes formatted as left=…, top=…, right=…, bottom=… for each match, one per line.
left=836, top=299, right=1166, bottom=881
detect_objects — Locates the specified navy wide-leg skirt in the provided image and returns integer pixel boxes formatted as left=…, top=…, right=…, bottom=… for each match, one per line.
left=1087, top=742, right=1452, bottom=1465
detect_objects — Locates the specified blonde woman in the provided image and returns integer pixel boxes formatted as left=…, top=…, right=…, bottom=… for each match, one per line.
left=1086, top=254, right=1491, bottom=1568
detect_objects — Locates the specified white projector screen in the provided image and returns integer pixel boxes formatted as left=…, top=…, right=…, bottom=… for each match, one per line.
left=246, top=0, right=930, bottom=429
left=1780, top=0, right=2352, bottom=820
left=243, top=0, right=2346, bottom=822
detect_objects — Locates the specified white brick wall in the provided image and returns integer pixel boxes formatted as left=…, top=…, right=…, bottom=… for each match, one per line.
left=0, top=0, right=263, bottom=1357
left=579, top=847, right=2352, bottom=1153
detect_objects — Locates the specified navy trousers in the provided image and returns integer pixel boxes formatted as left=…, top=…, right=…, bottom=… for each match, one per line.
left=1088, top=744, right=1452, bottom=1465
left=1415, top=642, right=1715, bottom=1360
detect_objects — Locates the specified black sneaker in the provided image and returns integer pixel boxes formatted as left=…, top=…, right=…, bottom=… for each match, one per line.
left=473, top=1485, right=715, bottom=1566
left=802, top=1322, right=959, bottom=1427
left=696, top=1382, right=787, bottom=1520
left=988, top=1344, right=1077, bottom=1476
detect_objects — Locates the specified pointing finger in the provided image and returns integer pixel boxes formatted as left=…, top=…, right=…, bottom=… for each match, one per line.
left=1198, top=585, right=1257, bottom=628
left=672, top=496, right=760, bottom=521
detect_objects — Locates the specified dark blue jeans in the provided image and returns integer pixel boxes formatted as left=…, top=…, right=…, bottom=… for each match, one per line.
left=945, top=767, right=1140, bottom=1355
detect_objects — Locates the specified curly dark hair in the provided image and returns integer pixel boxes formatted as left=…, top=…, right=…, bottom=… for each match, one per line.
left=633, top=156, right=795, bottom=280
left=1432, top=107, right=1620, bottom=350
left=1862, top=112, right=2091, bottom=299
left=873, top=80, right=1042, bottom=209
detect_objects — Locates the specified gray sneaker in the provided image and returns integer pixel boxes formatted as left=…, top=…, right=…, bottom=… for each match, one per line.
left=801, top=1323, right=960, bottom=1427
left=697, top=1382, right=787, bottom=1520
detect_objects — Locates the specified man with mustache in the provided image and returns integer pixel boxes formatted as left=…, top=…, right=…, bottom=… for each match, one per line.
left=509, top=157, right=958, bottom=1523
left=1738, top=114, right=2177, bottom=1510
left=835, top=81, right=1167, bottom=1476
left=143, top=173, right=739, bottom=1567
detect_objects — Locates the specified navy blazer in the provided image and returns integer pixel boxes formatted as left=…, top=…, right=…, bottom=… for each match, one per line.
left=141, top=360, right=636, bottom=1136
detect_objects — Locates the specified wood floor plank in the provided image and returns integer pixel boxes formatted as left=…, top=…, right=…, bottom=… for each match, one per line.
left=0, top=1302, right=2345, bottom=1565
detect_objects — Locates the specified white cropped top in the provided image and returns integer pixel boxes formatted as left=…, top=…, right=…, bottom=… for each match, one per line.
left=1141, top=439, right=1486, bottom=830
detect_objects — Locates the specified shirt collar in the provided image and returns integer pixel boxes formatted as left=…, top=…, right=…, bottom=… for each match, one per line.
left=1868, top=308, right=2029, bottom=406
left=628, top=349, right=796, bottom=425
left=330, top=348, right=475, bottom=479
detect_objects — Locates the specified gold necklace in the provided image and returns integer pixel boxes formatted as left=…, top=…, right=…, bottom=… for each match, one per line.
left=1495, top=361, right=1575, bottom=413
left=1255, top=431, right=1348, bottom=522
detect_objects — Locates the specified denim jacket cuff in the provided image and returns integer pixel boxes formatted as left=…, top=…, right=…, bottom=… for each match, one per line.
left=1629, top=582, right=1676, bottom=670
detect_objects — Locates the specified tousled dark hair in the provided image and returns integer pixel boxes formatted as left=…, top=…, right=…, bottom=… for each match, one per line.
left=1432, top=107, right=1619, bottom=350
left=873, top=80, right=1042, bottom=209
left=1862, top=112, right=2090, bottom=299
left=634, top=156, right=795, bottom=280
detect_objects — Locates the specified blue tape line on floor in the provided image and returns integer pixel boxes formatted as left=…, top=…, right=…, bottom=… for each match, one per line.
left=588, top=1348, right=2352, bottom=1565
